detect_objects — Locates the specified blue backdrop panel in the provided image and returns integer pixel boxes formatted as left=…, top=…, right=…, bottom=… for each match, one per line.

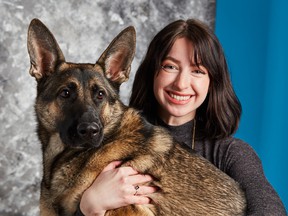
left=215, top=0, right=288, bottom=210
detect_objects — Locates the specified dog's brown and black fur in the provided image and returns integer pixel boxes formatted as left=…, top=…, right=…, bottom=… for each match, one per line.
left=27, top=19, right=246, bottom=216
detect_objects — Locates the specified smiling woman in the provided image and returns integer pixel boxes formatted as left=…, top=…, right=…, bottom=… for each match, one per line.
left=126, top=18, right=286, bottom=215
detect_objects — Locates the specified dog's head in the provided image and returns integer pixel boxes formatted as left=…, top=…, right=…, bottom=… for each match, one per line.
left=27, top=19, right=136, bottom=149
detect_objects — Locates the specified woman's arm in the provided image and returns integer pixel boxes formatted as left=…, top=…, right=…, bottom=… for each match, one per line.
left=224, top=140, right=287, bottom=215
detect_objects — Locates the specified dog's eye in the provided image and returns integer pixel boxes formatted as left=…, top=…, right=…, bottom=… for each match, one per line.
left=60, top=89, right=70, bottom=98
left=97, top=90, right=105, bottom=100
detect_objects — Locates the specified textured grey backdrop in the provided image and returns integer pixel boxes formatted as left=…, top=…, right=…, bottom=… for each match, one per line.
left=0, top=0, right=215, bottom=215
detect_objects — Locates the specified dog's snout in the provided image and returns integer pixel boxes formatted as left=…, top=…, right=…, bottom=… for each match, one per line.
left=77, top=122, right=100, bottom=139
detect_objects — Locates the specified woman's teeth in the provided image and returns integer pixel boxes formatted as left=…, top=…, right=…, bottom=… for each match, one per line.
left=170, top=93, right=190, bottom=101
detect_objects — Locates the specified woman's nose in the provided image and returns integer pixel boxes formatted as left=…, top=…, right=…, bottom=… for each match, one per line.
left=173, top=71, right=190, bottom=90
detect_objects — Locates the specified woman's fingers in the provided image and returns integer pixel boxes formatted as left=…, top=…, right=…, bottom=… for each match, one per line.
left=128, top=174, right=154, bottom=184
left=102, top=162, right=140, bottom=176
left=102, top=163, right=155, bottom=186
left=132, top=185, right=158, bottom=196
left=106, top=165, right=157, bottom=197
left=101, top=161, right=122, bottom=172
left=131, top=195, right=152, bottom=205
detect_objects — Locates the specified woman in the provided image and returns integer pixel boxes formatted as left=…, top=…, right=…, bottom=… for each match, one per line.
left=78, top=19, right=286, bottom=215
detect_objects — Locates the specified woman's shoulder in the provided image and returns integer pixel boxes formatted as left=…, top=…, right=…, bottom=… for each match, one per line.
left=220, top=136, right=261, bottom=162
left=198, top=136, right=261, bottom=172
left=217, top=137, right=255, bottom=153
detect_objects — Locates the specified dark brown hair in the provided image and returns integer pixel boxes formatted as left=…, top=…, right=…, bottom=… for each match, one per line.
left=129, top=19, right=241, bottom=139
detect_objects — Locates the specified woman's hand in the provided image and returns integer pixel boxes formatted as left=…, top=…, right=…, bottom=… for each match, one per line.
left=79, top=161, right=157, bottom=216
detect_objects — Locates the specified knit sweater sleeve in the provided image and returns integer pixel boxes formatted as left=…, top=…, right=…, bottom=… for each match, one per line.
left=223, top=139, right=287, bottom=215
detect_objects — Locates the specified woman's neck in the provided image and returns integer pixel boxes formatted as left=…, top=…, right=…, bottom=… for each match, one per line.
left=157, top=107, right=196, bottom=126
left=159, top=113, right=195, bottom=126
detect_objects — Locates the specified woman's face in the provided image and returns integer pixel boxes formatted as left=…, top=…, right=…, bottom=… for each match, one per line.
left=153, top=37, right=210, bottom=125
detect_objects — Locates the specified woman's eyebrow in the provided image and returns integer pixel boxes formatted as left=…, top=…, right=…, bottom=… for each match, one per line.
left=164, top=56, right=204, bottom=68
left=163, top=56, right=181, bottom=64
left=165, top=56, right=203, bottom=67
left=191, top=63, right=203, bottom=67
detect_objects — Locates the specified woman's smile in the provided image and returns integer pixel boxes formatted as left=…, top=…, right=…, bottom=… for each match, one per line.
left=166, top=91, right=193, bottom=104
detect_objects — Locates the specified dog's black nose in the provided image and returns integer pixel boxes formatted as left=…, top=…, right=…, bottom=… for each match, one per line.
left=77, top=122, right=100, bottom=140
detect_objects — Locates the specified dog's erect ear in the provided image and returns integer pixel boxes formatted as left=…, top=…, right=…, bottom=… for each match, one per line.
left=27, top=19, right=65, bottom=81
left=97, top=26, right=136, bottom=87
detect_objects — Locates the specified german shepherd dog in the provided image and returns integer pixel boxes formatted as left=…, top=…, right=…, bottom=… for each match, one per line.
left=27, top=19, right=246, bottom=216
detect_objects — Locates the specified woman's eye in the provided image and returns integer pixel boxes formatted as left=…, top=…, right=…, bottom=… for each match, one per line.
left=161, top=64, right=179, bottom=73
left=60, top=89, right=70, bottom=98
left=192, top=70, right=205, bottom=75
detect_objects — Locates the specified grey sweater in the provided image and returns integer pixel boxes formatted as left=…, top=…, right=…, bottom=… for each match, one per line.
left=161, top=119, right=287, bottom=215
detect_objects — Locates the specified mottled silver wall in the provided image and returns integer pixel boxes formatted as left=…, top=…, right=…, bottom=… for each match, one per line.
left=0, top=0, right=215, bottom=215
